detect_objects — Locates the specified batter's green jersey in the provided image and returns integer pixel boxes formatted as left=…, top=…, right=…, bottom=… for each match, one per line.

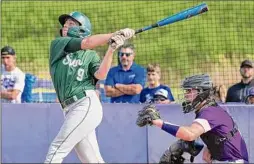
left=49, top=37, right=100, bottom=103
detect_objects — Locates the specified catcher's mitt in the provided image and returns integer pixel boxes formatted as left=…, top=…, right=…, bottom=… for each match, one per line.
left=136, top=104, right=161, bottom=127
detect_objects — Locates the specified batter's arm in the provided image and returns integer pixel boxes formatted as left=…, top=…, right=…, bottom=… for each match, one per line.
left=64, top=33, right=113, bottom=54
left=81, top=34, right=113, bottom=50
left=115, top=83, right=143, bottom=95
left=94, top=47, right=114, bottom=80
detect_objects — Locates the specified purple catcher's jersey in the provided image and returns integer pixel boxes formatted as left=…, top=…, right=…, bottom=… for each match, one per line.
left=194, top=106, right=248, bottom=162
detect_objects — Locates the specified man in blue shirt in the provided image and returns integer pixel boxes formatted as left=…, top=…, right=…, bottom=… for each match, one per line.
left=140, top=64, right=174, bottom=104
left=226, top=59, right=254, bottom=102
left=104, top=43, right=146, bottom=103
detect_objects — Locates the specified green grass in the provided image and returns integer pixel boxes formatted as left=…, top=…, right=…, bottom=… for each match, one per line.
left=1, top=1, right=254, bottom=96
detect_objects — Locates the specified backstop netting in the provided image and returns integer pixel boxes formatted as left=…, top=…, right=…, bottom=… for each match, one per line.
left=1, top=1, right=254, bottom=102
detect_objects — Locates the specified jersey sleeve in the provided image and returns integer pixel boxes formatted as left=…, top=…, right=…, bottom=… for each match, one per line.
left=88, top=52, right=101, bottom=77
left=193, top=109, right=217, bottom=133
left=133, top=67, right=146, bottom=87
left=50, top=37, right=82, bottom=65
left=13, top=72, right=25, bottom=92
left=105, top=68, right=115, bottom=86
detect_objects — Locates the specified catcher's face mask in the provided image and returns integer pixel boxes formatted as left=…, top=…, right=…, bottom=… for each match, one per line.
left=178, top=88, right=201, bottom=113
left=184, top=88, right=199, bottom=102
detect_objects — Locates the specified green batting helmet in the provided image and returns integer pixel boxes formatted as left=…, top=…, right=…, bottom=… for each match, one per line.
left=59, top=11, right=92, bottom=38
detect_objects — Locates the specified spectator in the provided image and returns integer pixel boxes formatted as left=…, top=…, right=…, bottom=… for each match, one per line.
left=226, top=59, right=254, bottom=102
left=21, top=73, right=37, bottom=103
left=213, top=85, right=227, bottom=103
left=245, top=87, right=254, bottom=104
left=140, top=64, right=174, bottom=104
left=104, top=43, right=146, bottom=103
left=96, top=80, right=111, bottom=103
left=1, top=46, right=25, bottom=103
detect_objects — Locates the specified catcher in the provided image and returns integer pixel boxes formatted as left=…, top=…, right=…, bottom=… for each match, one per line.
left=136, top=74, right=249, bottom=163
left=137, top=104, right=204, bottom=164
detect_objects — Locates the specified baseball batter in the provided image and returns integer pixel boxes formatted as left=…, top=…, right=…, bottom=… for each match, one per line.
left=44, top=11, right=135, bottom=163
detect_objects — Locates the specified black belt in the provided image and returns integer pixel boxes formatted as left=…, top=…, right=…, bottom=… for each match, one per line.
left=61, top=91, right=87, bottom=108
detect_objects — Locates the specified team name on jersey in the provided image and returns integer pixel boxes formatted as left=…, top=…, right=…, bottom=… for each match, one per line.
left=62, top=55, right=83, bottom=67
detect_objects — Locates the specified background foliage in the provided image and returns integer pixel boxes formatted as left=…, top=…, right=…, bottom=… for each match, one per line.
left=1, top=0, right=254, bottom=96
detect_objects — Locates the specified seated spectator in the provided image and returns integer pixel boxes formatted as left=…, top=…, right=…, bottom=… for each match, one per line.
left=213, top=85, right=227, bottom=103
left=226, top=59, right=254, bottom=102
left=245, top=87, right=254, bottom=104
left=21, top=73, right=37, bottom=103
left=104, top=43, right=146, bottom=103
left=140, top=64, right=174, bottom=104
left=1, top=46, right=25, bottom=103
left=96, top=80, right=111, bottom=103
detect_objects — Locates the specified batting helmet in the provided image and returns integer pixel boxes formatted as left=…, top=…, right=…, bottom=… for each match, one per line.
left=59, top=11, right=92, bottom=38
left=180, top=74, right=215, bottom=113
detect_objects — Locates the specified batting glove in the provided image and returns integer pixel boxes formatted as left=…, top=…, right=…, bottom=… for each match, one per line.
left=109, top=34, right=125, bottom=51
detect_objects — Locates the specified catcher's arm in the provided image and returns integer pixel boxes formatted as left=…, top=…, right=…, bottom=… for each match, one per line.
left=152, top=120, right=205, bottom=141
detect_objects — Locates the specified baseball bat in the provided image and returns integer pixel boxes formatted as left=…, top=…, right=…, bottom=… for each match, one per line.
left=135, top=2, right=208, bottom=34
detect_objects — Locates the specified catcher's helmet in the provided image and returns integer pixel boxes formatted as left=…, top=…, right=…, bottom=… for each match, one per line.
left=180, top=74, right=214, bottom=113
left=59, top=11, right=92, bottom=38
left=181, top=74, right=213, bottom=91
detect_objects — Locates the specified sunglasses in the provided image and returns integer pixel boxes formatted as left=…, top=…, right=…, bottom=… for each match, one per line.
left=118, top=52, right=133, bottom=57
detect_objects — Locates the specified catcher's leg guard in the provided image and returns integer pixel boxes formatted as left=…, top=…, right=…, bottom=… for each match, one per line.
left=159, top=139, right=204, bottom=164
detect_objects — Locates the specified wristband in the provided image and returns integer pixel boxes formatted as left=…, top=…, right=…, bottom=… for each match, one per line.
left=161, top=122, right=180, bottom=137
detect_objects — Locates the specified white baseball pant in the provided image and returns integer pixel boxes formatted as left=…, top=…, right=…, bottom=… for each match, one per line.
left=44, top=90, right=104, bottom=163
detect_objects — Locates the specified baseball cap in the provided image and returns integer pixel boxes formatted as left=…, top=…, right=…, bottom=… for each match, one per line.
left=240, top=60, right=253, bottom=68
left=248, top=87, right=254, bottom=97
left=1, top=46, right=16, bottom=56
left=154, top=89, right=168, bottom=99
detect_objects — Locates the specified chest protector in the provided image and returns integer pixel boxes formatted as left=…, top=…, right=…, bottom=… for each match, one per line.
left=200, top=123, right=238, bottom=160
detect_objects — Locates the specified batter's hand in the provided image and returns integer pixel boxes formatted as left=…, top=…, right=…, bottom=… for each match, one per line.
left=113, top=28, right=135, bottom=40
left=109, top=34, right=125, bottom=51
left=119, top=28, right=135, bottom=40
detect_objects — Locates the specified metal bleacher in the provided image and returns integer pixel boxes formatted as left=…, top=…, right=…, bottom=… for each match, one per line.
left=32, top=79, right=110, bottom=103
